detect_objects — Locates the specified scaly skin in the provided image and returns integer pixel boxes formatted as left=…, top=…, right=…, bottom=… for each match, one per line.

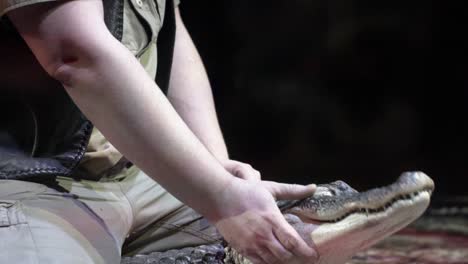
left=122, top=171, right=434, bottom=264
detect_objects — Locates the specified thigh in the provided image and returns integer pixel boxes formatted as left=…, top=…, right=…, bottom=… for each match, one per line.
left=119, top=167, right=222, bottom=256
left=0, top=179, right=121, bottom=264
left=56, top=175, right=133, bottom=249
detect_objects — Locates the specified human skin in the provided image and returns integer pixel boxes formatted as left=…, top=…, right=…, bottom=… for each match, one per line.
left=7, top=1, right=318, bottom=263
left=168, top=9, right=229, bottom=161
left=168, top=10, right=263, bottom=182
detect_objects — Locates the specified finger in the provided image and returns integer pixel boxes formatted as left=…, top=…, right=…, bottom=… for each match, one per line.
left=252, top=169, right=261, bottom=181
left=258, top=249, right=279, bottom=264
left=244, top=253, right=269, bottom=264
left=273, top=219, right=318, bottom=262
left=266, top=237, right=294, bottom=263
left=233, top=164, right=261, bottom=181
left=265, top=182, right=316, bottom=200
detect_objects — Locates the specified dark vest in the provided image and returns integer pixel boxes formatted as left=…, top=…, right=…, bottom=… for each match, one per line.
left=0, top=0, right=176, bottom=180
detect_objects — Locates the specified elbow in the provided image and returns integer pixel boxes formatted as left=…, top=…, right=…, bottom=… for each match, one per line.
left=6, top=0, right=119, bottom=87
left=47, top=37, right=118, bottom=88
left=7, top=0, right=126, bottom=89
left=14, top=31, right=117, bottom=88
left=50, top=55, right=81, bottom=87
left=44, top=34, right=108, bottom=87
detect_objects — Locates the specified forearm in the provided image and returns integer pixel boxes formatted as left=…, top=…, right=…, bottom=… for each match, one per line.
left=64, top=40, right=232, bottom=220
left=167, top=9, right=229, bottom=161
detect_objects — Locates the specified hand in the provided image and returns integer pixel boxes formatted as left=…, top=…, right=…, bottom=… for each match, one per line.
left=213, top=177, right=318, bottom=264
left=219, top=159, right=262, bottom=181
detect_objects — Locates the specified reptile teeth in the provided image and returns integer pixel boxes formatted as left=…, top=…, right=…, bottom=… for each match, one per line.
left=329, top=188, right=431, bottom=223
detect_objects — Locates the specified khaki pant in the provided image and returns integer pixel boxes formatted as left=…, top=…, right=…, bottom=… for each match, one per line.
left=0, top=166, right=221, bottom=263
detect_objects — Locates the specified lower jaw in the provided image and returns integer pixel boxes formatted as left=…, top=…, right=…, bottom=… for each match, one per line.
left=302, top=194, right=431, bottom=264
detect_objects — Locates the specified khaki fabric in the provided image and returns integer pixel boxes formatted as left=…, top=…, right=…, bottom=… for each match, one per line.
left=79, top=128, right=124, bottom=177
left=0, top=167, right=220, bottom=263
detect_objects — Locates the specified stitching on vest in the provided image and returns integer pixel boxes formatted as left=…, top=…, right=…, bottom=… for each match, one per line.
left=0, top=119, right=92, bottom=179
left=65, top=119, right=93, bottom=174
left=115, top=0, right=124, bottom=41
left=2, top=168, right=68, bottom=175
left=0, top=168, right=69, bottom=179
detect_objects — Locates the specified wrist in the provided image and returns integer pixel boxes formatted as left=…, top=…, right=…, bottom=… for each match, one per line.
left=208, top=146, right=229, bottom=162
left=202, top=176, right=245, bottom=223
left=186, top=171, right=237, bottom=222
left=205, top=177, right=272, bottom=225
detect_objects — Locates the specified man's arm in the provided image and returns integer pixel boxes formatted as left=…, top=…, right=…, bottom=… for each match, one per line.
left=7, top=0, right=230, bottom=220
left=169, top=8, right=264, bottom=181
left=168, top=8, right=228, bottom=160
left=7, top=2, right=317, bottom=263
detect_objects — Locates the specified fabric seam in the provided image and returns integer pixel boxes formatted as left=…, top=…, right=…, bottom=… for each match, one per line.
left=20, top=202, right=41, bottom=264
left=117, top=174, right=136, bottom=237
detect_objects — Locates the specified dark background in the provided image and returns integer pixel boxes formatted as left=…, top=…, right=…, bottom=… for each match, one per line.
left=179, top=1, right=467, bottom=197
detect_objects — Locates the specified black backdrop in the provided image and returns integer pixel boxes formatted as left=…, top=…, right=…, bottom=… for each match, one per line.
left=179, top=1, right=467, bottom=197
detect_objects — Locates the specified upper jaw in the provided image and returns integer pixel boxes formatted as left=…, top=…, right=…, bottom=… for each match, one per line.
left=281, top=171, right=434, bottom=264
left=285, top=171, right=434, bottom=222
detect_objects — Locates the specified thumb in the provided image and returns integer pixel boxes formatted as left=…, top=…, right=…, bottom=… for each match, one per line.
left=264, top=181, right=316, bottom=200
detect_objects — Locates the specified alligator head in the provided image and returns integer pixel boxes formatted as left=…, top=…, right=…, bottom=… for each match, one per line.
left=225, top=171, right=434, bottom=264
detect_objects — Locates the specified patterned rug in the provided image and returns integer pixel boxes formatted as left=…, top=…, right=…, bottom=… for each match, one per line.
left=348, top=208, right=468, bottom=264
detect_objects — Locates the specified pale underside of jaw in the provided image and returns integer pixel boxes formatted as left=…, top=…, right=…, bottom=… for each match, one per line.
left=309, top=191, right=431, bottom=264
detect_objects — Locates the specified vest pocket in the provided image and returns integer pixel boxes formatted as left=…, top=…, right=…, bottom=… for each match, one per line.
left=0, top=200, right=39, bottom=262
left=0, top=200, right=27, bottom=227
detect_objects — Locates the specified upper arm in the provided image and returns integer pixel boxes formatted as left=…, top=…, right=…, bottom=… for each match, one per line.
left=7, top=0, right=116, bottom=77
